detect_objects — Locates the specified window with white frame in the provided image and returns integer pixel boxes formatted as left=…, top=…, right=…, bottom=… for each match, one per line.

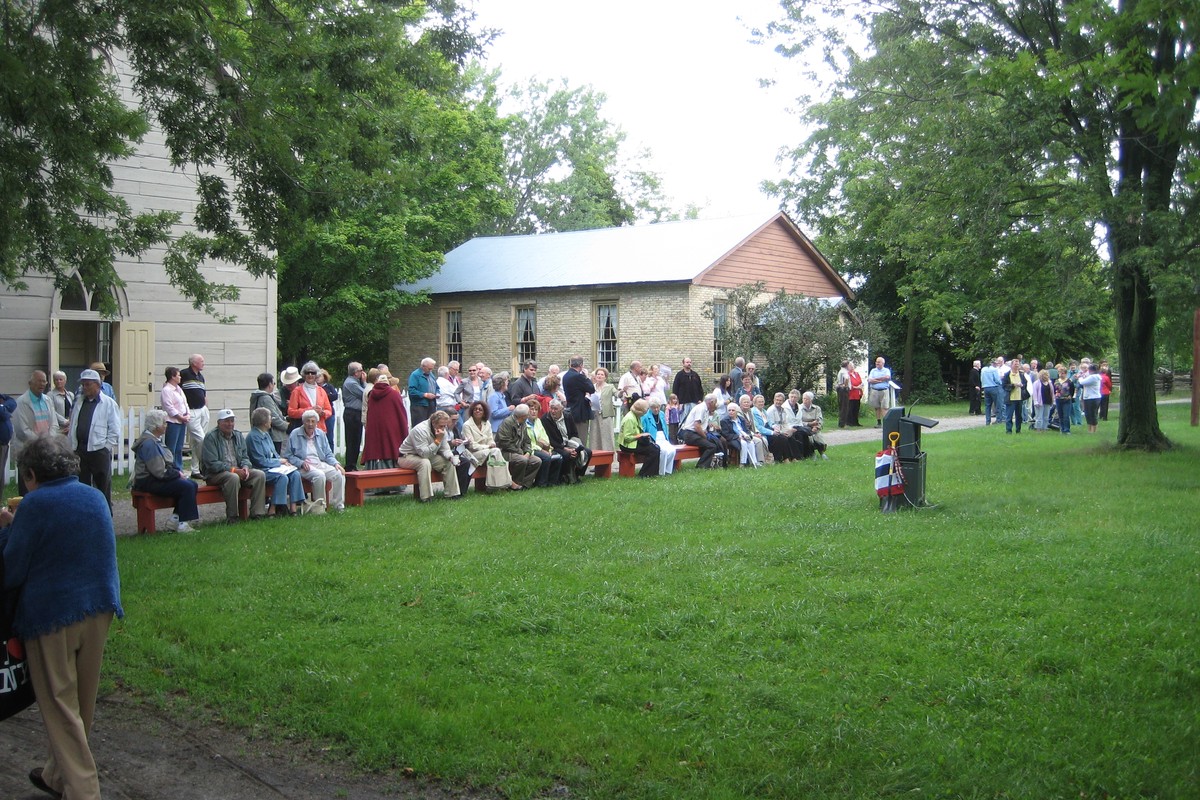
left=712, top=301, right=728, bottom=375
left=444, top=309, right=462, bottom=366
left=595, top=302, right=618, bottom=373
left=515, top=306, right=537, bottom=365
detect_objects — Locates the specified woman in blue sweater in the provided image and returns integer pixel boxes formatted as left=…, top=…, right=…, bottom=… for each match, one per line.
left=0, top=433, right=123, bottom=799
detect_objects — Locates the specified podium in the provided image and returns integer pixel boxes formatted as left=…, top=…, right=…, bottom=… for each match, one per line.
left=882, top=407, right=938, bottom=508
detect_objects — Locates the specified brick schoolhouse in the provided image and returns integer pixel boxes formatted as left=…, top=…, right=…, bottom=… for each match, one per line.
left=389, top=212, right=854, bottom=383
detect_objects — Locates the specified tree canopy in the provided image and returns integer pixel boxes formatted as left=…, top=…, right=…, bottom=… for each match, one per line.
left=3, top=0, right=509, bottom=368
left=765, top=0, right=1199, bottom=449
left=704, top=282, right=883, bottom=399
left=479, top=76, right=673, bottom=235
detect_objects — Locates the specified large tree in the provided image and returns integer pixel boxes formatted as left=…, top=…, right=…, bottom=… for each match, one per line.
left=767, top=0, right=1198, bottom=449
left=3, top=0, right=508, bottom=367
left=480, top=76, right=672, bottom=235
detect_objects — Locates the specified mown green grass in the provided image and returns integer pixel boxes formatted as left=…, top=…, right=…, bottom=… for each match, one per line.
left=107, top=405, right=1199, bottom=799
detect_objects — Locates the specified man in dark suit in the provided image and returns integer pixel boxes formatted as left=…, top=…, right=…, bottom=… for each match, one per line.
left=968, top=359, right=983, bottom=415
left=541, top=399, right=592, bottom=484
left=561, top=355, right=596, bottom=448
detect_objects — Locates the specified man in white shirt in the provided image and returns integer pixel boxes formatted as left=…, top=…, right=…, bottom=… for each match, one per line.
left=67, top=368, right=122, bottom=512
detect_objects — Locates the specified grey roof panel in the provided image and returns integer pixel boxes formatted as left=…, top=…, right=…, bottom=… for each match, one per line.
left=402, top=214, right=776, bottom=294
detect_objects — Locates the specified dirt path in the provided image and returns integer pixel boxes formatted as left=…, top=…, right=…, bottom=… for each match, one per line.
left=1, top=691, right=495, bottom=800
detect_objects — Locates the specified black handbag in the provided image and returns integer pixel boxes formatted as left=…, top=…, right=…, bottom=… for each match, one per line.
left=1, top=552, right=35, bottom=721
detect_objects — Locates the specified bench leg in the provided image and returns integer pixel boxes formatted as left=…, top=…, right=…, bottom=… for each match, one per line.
left=346, top=483, right=366, bottom=506
left=136, top=506, right=156, bottom=534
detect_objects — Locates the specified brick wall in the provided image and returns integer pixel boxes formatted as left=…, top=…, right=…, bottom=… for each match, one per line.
left=389, top=283, right=744, bottom=386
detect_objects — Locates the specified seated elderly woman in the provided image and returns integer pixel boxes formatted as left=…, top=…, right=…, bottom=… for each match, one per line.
left=397, top=409, right=462, bottom=501
left=639, top=397, right=678, bottom=475
left=284, top=409, right=346, bottom=513
left=247, top=406, right=305, bottom=516
left=462, top=400, right=518, bottom=491
left=738, top=395, right=770, bottom=464
left=720, top=402, right=762, bottom=467
left=751, top=394, right=785, bottom=464
left=618, top=398, right=660, bottom=477
left=132, top=408, right=199, bottom=532
left=799, top=391, right=829, bottom=460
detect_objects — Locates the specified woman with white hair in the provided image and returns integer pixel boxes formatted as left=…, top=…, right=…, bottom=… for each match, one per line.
left=248, top=406, right=305, bottom=516
left=131, top=408, right=199, bottom=531
left=720, top=402, right=761, bottom=467
left=639, top=397, right=678, bottom=475
left=286, top=360, right=333, bottom=434
left=435, top=365, right=459, bottom=415
left=799, top=392, right=829, bottom=460
left=284, top=409, right=346, bottom=512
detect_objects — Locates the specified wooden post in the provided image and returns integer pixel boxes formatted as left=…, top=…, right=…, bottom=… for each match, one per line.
left=1192, top=307, right=1199, bottom=426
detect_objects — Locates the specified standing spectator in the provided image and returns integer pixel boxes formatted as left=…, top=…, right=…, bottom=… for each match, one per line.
left=0, top=389, right=15, bottom=501
left=488, top=373, right=515, bottom=434
left=588, top=368, right=617, bottom=452
left=161, top=366, right=191, bottom=470
left=319, top=368, right=339, bottom=451
left=642, top=365, right=668, bottom=408
left=249, top=372, right=289, bottom=455
left=562, top=356, right=596, bottom=449
left=1033, top=369, right=1054, bottom=432
left=12, top=371, right=69, bottom=496
left=980, top=357, right=1003, bottom=425
left=616, top=360, right=643, bottom=414
left=435, top=366, right=459, bottom=415
left=728, top=357, right=745, bottom=391
left=407, top=357, right=438, bottom=426
left=81, top=361, right=116, bottom=400
left=342, top=362, right=366, bottom=471
left=0, top=434, right=123, bottom=800
left=1098, top=363, right=1113, bottom=421
left=361, top=374, right=409, bottom=469
left=968, top=359, right=983, bottom=416
left=846, top=362, right=864, bottom=427
left=287, top=361, right=333, bottom=434
left=49, top=371, right=74, bottom=420
left=279, top=366, right=301, bottom=432
left=508, top=360, right=540, bottom=406
left=67, top=368, right=122, bottom=512
left=1055, top=370, right=1075, bottom=435
left=179, top=353, right=209, bottom=478
left=835, top=359, right=852, bottom=427
left=1002, top=359, right=1025, bottom=434
left=867, top=356, right=892, bottom=427
left=671, top=357, right=705, bottom=421
left=1076, top=363, right=1103, bottom=434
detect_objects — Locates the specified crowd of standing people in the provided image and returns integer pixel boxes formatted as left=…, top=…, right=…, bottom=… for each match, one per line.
left=968, top=355, right=1112, bottom=434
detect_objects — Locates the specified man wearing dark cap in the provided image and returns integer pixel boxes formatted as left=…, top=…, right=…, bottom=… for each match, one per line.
left=67, top=368, right=123, bottom=512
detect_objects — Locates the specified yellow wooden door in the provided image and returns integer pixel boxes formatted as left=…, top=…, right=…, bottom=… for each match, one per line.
left=117, top=321, right=155, bottom=409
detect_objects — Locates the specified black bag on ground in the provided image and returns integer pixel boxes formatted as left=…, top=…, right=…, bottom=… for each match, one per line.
left=1, top=552, right=36, bottom=721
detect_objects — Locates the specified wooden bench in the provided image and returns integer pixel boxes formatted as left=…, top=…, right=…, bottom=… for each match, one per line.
left=616, top=444, right=700, bottom=477
left=589, top=450, right=615, bottom=478
left=343, top=465, right=485, bottom=506
left=131, top=484, right=252, bottom=534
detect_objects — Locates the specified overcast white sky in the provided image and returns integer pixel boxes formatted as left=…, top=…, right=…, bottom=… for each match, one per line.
left=467, top=0, right=816, bottom=220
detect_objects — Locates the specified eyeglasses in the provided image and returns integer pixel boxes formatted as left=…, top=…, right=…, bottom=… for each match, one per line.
left=303, top=370, right=317, bottom=376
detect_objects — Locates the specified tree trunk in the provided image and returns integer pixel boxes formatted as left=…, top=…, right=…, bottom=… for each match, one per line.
left=901, top=309, right=916, bottom=405
left=1109, top=235, right=1170, bottom=450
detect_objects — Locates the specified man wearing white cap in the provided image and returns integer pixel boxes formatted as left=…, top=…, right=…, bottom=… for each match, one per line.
left=68, top=368, right=123, bottom=512
left=180, top=353, right=209, bottom=478
left=201, top=409, right=267, bottom=523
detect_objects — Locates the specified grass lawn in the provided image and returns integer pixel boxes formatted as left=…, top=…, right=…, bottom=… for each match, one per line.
left=107, top=405, right=1200, bottom=799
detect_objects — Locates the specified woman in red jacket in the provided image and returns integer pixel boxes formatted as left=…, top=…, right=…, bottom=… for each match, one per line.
left=287, top=360, right=333, bottom=433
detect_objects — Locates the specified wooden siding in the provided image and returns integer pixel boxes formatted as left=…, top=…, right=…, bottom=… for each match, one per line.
left=694, top=218, right=846, bottom=297
left=0, top=49, right=275, bottom=421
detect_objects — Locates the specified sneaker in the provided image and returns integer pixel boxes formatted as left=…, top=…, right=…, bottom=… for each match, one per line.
left=169, top=513, right=180, bottom=529
left=177, top=521, right=194, bottom=533
left=821, top=453, right=829, bottom=461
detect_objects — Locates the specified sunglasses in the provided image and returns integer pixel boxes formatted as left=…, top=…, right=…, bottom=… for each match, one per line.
left=303, top=370, right=318, bottom=376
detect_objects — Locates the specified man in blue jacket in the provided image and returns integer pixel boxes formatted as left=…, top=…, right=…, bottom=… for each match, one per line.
left=407, top=357, right=437, bottom=427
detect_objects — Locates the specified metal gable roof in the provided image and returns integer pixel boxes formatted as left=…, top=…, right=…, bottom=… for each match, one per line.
left=401, top=214, right=783, bottom=294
